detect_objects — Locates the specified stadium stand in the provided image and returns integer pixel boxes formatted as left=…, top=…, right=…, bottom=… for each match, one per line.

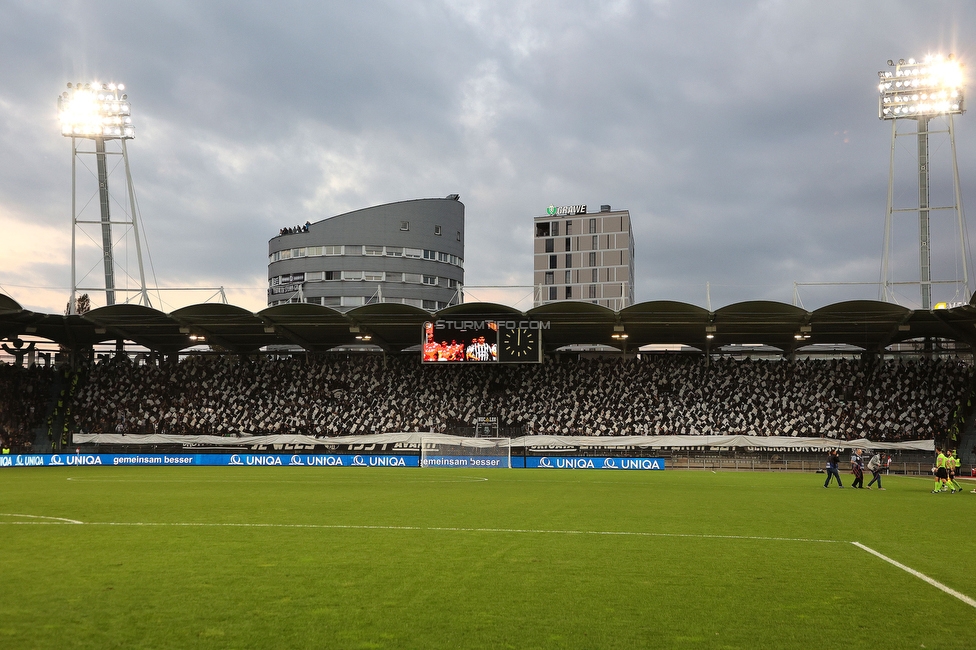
left=57, top=353, right=974, bottom=441
left=0, top=364, right=55, bottom=452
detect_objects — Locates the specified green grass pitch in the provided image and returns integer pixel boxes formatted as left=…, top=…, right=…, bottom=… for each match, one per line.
left=0, top=466, right=974, bottom=649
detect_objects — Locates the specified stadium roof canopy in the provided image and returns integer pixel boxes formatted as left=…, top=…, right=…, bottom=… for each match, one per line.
left=2, top=292, right=975, bottom=355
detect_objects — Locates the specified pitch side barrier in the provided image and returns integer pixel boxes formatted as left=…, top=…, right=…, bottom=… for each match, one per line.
left=0, top=453, right=666, bottom=470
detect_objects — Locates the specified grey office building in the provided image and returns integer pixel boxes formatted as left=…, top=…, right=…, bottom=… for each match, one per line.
left=269, top=197, right=464, bottom=311
left=533, top=205, right=635, bottom=309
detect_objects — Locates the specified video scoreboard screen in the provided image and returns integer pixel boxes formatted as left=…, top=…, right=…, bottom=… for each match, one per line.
left=422, top=320, right=543, bottom=364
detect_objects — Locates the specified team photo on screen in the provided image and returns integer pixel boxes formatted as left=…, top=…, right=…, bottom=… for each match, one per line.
left=422, top=321, right=498, bottom=362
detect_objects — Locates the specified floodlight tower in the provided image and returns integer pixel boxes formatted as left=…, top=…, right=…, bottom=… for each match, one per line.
left=58, top=81, right=150, bottom=313
left=878, top=55, right=969, bottom=309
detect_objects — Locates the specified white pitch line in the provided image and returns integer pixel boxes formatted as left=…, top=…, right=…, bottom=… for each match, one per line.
left=0, top=516, right=841, bottom=543
left=0, top=513, right=84, bottom=524
left=851, top=541, right=976, bottom=609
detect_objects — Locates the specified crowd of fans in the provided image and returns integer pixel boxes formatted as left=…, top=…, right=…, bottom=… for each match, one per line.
left=0, top=364, right=55, bottom=451
left=278, top=221, right=311, bottom=236
left=62, top=353, right=974, bottom=441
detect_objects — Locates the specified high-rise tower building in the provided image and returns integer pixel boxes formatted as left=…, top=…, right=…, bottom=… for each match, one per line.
left=533, top=204, right=634, bottom=309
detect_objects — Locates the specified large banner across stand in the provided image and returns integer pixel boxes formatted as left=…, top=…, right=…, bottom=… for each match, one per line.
left=0, top=453, right=666, bottom=470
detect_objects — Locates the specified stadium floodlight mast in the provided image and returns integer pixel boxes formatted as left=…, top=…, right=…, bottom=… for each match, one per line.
left=58, top=81, right=150, bottom=313
left=878, top=55, right=969, bottom=309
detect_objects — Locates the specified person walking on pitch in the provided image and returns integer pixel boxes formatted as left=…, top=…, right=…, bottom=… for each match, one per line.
left=866, top=451, right=884, bottom=490
left=933, top=447, right=949, bottom=493
left=824, top=449, right=843, bottom=488
left=851, top=448, right=864, bottom=489
left=946, top=450, right=962, bottom=493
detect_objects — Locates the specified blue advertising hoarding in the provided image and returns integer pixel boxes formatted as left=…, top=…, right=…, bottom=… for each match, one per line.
left=0, top=454, right=665, bottom=470
left=0, top=453, right=419, bottom=468
left=520, top=456, right=665, bottom=470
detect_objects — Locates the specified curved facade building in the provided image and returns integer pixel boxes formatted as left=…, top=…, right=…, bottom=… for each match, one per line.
left=268, top=197, right=464, bottom=311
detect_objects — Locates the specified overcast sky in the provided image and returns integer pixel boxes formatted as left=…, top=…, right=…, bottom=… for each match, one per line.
left=2, top=1, right=975, bottom=315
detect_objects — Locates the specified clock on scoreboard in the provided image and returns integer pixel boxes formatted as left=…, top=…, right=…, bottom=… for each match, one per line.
left=498, top=325, right=541, bottom=363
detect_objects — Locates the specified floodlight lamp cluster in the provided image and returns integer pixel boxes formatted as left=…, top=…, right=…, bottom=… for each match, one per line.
left=58, top=81, right=134, bottom=139
left=878, top=55, right=964, bottom=120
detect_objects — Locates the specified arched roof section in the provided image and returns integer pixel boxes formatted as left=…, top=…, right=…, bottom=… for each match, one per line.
left=619, top=301, right=710, bottom=347
left=527, top=301, right=616, bottom=350
left=348, top=303, right=431, bottom=351
left=84, top=304, right=188, bottom=352
left=0, top=311, right=105, bottom=350
left=0, top=293, right=23, bottom=313
left=810, top=300, right=913, bottom=350
left=931, top=304, right=976, bottom=348
left=257, top=303, right=352, bottom=351
left=0, top=294, right=28, bottom=343
left=712, top=301, right=809, bottom=348
left=904, top=308, right=976, bottom=347
left=170, top=303, right=268, bottom=353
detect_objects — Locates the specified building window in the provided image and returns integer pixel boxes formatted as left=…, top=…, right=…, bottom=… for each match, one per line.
left=457, top=231, right=461, bottom=242
left=306, top=246, right=322, bottom=256
left=589, top=252, right=596, bottom=266
left=545, top=239, right=554, bottom=253
left=565, top=270, right=571, bottom=284
left=549, top=255, right=557, bottom=269
left=565, top=286, right=572, bottom=299
left=324, top=245, right=342, bottom=256
left=424, top=249, right=437, bottom=260
left=422, top=299, right=437, bottom=310
left=438, top=252, right=449, bottom=262
left=564, top=237, right=571, bottom=252
left=342, top=271, right=363, bottom=281
left=305, top=297, right=322, bottom=305
left=565, top=253, right=572, bottom=268
left=536, top=222, right=550, bottom=237
left=322, top=296, right=341, bottom=307
left=423, top=275, right=438, bottom=286
left=364, top=245, right=384, bottom=256
left=589, top=218, right=597, bottom=233
left=305, top=272, right=323, bottom=281
left=548, top=286, right=557, bottom=300
left=434, top=225, right=442, bottom=236
left=544, top=271, right=554, bottom=285
left=552, top=222, right=560, bottom=236
left=345, top=245, right=362, bottom=255
left=592, top=268, right=598, bottom=283
left=365, top=295, right=379, bottom=305
left=448, top=278, right=459, bottom=288
left=592, top=235, right=599, bottom=249
left=589, top=285, right=597, bottom=298
left=341, top=296, right=365, bottom=307
left=386, top=246, right=402, bottom=257
left=405, top=248, right=422, bottom=258
left=324, top=271, right=337, bottom=281
left=400, top=221, right=409, bottom=231
left=404, top=273, right=423, bottom=283
left=565, top=220, right=572, bottom=235
left=364, top=271, right=383, bottom=281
